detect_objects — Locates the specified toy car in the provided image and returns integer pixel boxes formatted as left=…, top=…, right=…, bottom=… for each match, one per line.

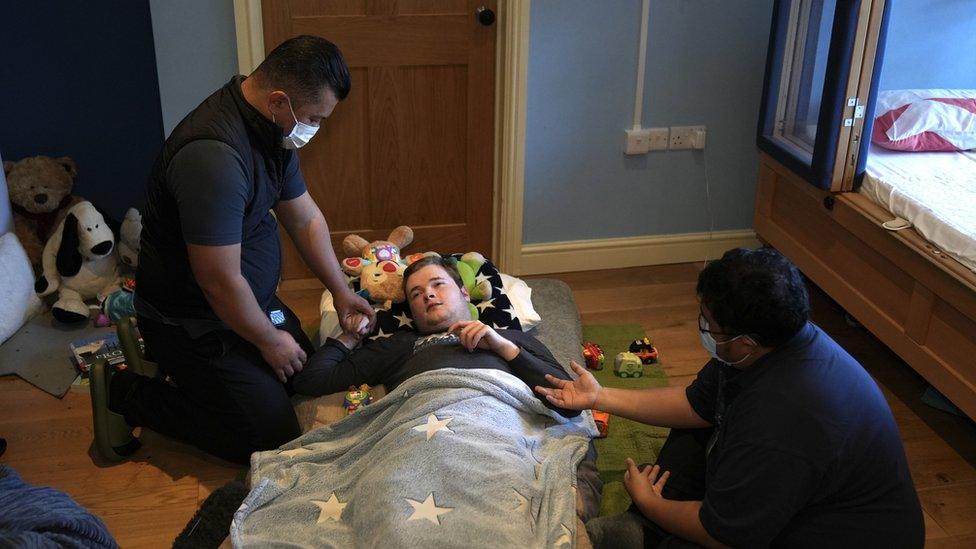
left=592, top=410, right=610, bottom=438
left=614, top=352, right=644, bottom=378
left=581, top=341, right=605, bottom=370
left=628, top=336, right=659, bottom=364
left=343, top=384, right=374, bottom=414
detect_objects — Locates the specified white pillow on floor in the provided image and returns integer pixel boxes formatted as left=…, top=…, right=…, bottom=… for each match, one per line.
left=0, top=232, right=45, bottom=345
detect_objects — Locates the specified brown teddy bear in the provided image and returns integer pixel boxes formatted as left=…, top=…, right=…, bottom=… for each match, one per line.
left=4, top=155, right=82, bottom=266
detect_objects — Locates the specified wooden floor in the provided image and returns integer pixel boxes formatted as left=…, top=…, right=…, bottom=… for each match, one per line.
left=2, top=263, right=974, bottom=547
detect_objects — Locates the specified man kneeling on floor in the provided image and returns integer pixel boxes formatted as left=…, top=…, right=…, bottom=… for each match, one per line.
left=536, top=247, right=924, bottom=548
left=291, top=255, right=581, bottom=420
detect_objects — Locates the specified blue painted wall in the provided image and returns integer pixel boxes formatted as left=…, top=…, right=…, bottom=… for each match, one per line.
left=523, top=0, right=774, bottom=244
left=878, top=0, right=976, bottom=91
left=149, top=0, right=239, bottom=136
left=0, top=1, right=164, bottom=224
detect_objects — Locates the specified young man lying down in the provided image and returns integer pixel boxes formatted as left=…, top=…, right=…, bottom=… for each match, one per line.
left=292, top=255, right=580, bottom=419
left=231, top=256, right=595, bottom=547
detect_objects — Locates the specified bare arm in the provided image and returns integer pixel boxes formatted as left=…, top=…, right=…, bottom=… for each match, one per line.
left=187, top=243, right=305, bottom=381
left=535, top=362, right=711, bottom=429
left=275, top=192, right=376, bottom=333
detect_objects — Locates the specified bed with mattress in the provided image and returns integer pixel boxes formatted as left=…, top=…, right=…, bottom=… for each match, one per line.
left=754, top=146, right=976, bottom=420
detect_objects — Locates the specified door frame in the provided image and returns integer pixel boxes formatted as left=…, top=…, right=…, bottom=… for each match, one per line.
left=233, top=0, right=528, bottom=274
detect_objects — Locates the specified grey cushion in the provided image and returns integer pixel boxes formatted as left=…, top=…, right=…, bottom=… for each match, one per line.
left=525, top=278, right=584, bottom=373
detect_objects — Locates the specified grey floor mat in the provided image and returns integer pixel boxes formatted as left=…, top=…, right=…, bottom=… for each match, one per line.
left=0, top=313, right=110, bottom=397
left=525, top=278, right=584, bottom=373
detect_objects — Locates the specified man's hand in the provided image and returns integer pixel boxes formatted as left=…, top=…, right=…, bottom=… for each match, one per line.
left=336, top=313, right=370, bottom=350
left=334, top=290, right=376, bottom=335
left=260, top=330, right=307, bottom=383
left=534, top=361, right=602, bottom=410
left=448, top=320, right=520, bottom=361
left=624, top=457, right=670, bottom=508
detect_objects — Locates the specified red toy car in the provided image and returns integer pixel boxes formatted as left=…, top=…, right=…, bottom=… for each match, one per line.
left=628, top=337, right=659, bottom=364
left=581, top=341, right=605, bottom=370
left=592, top=410, right=610, bottom=438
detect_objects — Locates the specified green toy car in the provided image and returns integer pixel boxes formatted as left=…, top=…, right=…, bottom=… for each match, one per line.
left=614, top=352, right=644, bottom=378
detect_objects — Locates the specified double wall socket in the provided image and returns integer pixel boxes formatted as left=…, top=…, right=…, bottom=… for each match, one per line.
left=624, top=127, right=670, bottom=154
left=669, top=125, right=706, bottom=150
left=625, top=125, right=705, bottom=154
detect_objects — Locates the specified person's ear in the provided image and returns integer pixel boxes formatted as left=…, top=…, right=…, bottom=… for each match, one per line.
left=267, top=91, right=290, bottom=116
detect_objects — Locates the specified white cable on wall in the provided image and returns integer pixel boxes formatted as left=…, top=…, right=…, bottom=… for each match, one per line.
left=632, top=0, right=650, bottom=130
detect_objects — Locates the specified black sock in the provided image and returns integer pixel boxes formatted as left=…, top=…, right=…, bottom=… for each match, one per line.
left=107, top=368, right=141, bottom=415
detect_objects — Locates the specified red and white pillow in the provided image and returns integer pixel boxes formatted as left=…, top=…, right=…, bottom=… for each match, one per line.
left=872, top=89, right=976, bottom=152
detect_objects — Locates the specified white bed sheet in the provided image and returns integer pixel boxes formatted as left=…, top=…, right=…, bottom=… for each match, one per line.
left=860, top=145, right=976, bottom=272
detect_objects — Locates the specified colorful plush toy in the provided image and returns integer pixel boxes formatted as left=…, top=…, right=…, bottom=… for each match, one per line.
left=453, top=252, right=493, bottom=302
left=343, top=384, right=374, bottom=414
left=341, top=226, right=415, bottom=309
left=4, top=155, right=83, bottom=266
left=628, top=336, right=659, bottom=364
left=35, top=201, right=119, bottom=323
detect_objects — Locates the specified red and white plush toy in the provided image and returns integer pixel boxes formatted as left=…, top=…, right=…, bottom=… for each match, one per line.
left=34, top=201, right=119, bottom=323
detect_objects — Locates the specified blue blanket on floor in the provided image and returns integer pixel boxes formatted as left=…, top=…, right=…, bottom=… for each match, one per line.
left=0, top=465, right=117, bottom=548
left=232, top=368, right=597, bottom=548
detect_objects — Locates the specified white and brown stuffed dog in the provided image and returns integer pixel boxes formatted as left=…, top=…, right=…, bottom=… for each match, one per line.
left=35, top=201, right=119, bottom=323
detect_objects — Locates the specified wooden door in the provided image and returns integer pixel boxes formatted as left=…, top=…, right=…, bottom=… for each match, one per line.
left=263, top=0, right=497, bottom=283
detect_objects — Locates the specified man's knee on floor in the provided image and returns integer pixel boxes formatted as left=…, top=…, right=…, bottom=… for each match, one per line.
left=241, top=408, right=302, bottom=453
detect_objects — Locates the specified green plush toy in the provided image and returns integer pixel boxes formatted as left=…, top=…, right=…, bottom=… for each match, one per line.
left=446, top=252, right=493, bottom=320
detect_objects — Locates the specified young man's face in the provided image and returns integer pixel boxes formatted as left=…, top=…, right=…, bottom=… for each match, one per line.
left=405, top=264, right=471, bottom=334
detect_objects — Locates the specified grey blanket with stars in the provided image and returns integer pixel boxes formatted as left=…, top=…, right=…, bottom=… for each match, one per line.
left=231, top=368, right=597, bottom=548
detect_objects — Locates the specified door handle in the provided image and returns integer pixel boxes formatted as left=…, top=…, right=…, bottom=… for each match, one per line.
left=476, top=6, right=495, bottom=26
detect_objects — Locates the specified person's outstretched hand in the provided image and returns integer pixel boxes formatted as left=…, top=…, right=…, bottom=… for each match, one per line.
left=623, top=457, right=670, bottom=507
left=534, top=360, right=602, bottom=410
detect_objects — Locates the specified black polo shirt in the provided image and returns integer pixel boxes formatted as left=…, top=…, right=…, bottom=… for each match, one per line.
left=685, top=322, right=923, bottom=548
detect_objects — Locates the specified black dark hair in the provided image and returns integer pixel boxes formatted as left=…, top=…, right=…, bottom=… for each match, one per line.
left=402, top=255, right=463, bottom=296
left=696, top=247, right=810, bottom=347
left=252, top=35, right=351, bottom=103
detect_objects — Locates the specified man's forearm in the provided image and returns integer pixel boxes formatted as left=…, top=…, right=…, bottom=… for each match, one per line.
left=199, top=274, right=278, bottom=349
left=287, top=211, right=349, bottom=296
left=634, top=497, right=726, bottom=549
left=594, top=386, right=711, bottom=428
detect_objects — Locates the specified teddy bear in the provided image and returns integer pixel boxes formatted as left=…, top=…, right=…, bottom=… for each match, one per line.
left=4, top=155, right=83, bottom=267
left=340, top=226, right=415, bottom=309
left=35, top=201, right=119, bottom=323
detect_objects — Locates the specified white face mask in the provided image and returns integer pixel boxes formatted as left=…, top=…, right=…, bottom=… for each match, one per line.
left=278, top=96, right=319, bottom=149
left=699, top=318, right=753, bottom=367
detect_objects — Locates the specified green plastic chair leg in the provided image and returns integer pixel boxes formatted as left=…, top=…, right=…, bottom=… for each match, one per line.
left=90, top=359, right=140, bottom=462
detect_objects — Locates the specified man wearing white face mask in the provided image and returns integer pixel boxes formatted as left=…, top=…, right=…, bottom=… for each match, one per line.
left=536, top=248, right=923, bottom=548
left=90, top=36, right=376, bottom=465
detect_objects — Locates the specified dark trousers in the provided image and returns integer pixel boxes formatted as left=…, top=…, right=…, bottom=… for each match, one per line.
left=124, top=298, right=314, bottom=464
left=587, top=427, right=711, bottom=549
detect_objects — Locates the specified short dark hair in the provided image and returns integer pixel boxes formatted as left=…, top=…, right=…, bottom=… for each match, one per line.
left=252, top=35, right=351, bottom=103
left=696, top=247, right=810, bottom=347
left=402, top=255, right=463, bottom=296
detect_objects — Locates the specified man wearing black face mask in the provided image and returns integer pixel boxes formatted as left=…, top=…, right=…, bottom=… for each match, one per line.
left=89, top=35, right=375, bottom=464
left=536, top=248, right=923, bottom=549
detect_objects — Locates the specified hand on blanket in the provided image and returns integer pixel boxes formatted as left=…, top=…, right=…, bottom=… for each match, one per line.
left=448, top=320, right=520, bottom=361
left=534, top=361, right=602, bottom=410
left=624, top=457, right=670, bottom=507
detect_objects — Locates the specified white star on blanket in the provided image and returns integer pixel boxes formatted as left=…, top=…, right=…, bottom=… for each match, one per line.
left=553, top=524, right=572, bottom=547
left=405, top=493, right=453, bottom=525
left=476, top=298, right=496, bottom=313
left=502, top=306, right=517, bottom=320
left=475, top=273, right=491, bottom=288
left=370, top=328, right=393, bottom=341
left=412, top=414, right=454, bottom=441
left=278, top=447, right=312, bottom=459
left=393, top=312, right=413, bottom=328
left=312, top=493, right=347, bottom=523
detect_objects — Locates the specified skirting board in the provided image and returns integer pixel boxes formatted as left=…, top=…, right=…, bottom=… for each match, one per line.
left=518, top=229, right=760, bottom=276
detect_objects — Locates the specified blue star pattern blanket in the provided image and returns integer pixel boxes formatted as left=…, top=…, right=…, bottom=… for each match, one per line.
left=231, top=368, right=598, bottom=548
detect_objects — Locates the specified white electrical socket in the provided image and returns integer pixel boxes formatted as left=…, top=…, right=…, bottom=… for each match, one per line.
left=669, top=125, right=706, bottom=150
left=625, top=127, right=652, bottom=154
left=647, top=127, right=669, bottom=151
